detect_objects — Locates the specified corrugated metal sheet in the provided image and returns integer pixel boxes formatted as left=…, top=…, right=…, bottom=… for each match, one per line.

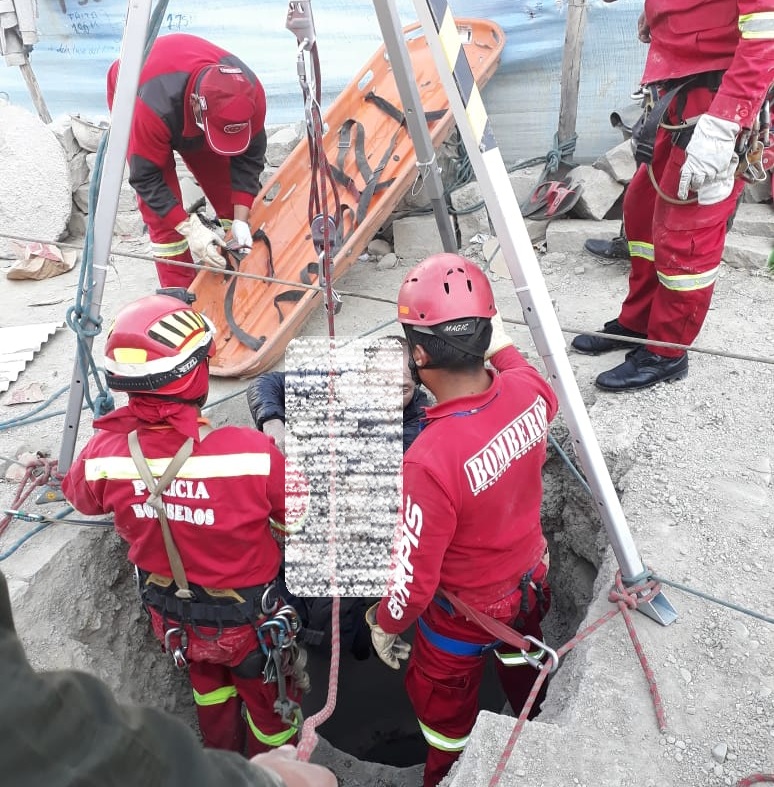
left=0, top=0, right=645, bottom=160
left=0, top=322, right=61, bottom=393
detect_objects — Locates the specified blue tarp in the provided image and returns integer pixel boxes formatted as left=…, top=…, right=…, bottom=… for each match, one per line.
left=0, top=0, right=645, bottom=161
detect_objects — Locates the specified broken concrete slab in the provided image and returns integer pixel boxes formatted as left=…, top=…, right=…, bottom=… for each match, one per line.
left=593, top=139, right=637, bottom=184
left=450, top=181, right=490, bottom=245
left=568, top=165, right=624, bottom=221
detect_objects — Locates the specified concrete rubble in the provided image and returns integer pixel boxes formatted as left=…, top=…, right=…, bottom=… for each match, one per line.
left=0, top=95, right=773, bottom=787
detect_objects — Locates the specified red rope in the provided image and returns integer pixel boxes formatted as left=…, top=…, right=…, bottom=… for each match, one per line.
left=0, top=457, right=58, bottom=537
left=488, top=571, right=666, bottom=786
left=738, top=777, right=774, bottom=785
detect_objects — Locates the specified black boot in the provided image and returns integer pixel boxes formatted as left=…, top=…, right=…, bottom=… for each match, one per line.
left=584, top=235, right=630, bottom=260
left=571, top=319, right=646, bottom=355
left=595, top=347, right=688, bottom=392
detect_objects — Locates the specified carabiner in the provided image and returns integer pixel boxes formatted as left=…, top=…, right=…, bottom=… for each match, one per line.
left=521, top=635, right=559, bottom=674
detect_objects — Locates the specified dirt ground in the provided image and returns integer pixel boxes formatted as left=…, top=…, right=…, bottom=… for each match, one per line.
left=0, top=210, right=773, bottom=786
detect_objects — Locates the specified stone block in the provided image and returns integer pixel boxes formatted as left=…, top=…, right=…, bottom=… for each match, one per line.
left=593, top=139, right=637, bottom=184
left=569, top=165, right=624, bottom=221
left=729, top=203, right=774, bottom=238
left=722, top=232, right=772, bottom=271
left=179, top=176, right=205, bottom=214
left=49, top=115, right=82, bottom=160
left=392, top=214, right=447, bottom=260
left=73, top=182, right=90, bottom=214
left=113, top=211, right=147, bottom=239
left=546, top=218, right=619, bottom=254
left=68, top=205, right=88, bottom=239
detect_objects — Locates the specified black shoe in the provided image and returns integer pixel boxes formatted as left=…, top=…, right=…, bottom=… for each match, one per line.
left=595, top=347, right=688, bottom=392
left=584, top=236, right=630, bottom=260
left=571, top=319, right=646, bottom=355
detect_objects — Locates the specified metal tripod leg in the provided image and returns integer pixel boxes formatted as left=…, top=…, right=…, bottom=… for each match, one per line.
left=396, top=0, right=675, bottom=625
left=56, top=0, right=152, bottom=476
left=372, top=0, right=458, bottom=253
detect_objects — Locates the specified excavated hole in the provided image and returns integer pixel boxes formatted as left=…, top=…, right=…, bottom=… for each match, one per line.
left=12, top=427, right=607, bottom=774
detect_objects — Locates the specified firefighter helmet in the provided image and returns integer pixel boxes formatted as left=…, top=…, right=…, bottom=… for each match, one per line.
left=104, top=294, right=215, bottom=398
left=397, top=253, right=495, bottom=326
left=397, top=254, right=495, bottom=357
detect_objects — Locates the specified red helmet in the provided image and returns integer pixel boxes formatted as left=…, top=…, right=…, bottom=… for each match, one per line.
left=397, top=253, right=495, bottom=326
left=104, top=294, right=215, bottom=398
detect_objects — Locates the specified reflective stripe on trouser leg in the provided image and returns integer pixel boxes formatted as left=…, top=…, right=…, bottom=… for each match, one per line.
left=245, top=707, right=297, bottom=748
left=193, top=685, right=238, bottom=706
left=417, top=721, right=469, bottom=752
left=656, top=265, right=719, bottom=292
left=188, top=661, right=245, bottom=752
left=232, top=671, right=302, bottom=756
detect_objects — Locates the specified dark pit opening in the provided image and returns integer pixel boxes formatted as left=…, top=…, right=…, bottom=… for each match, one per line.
left=13, top=428, right=605, bottom=776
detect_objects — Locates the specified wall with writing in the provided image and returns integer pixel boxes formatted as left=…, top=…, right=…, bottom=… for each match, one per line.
left=0, top=0, right=644, bottom=161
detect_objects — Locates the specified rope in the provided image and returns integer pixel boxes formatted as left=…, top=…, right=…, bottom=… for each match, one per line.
left=0, top=456, right=59, bottom=538
left=488, top=571, right=666, bottom=786
left=739, top=777, right=774, bottom=786
left=288, top=4, right=341, bottom=760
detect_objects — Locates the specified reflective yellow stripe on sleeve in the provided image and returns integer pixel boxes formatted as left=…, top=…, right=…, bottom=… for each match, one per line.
left=657, top=265, right=719, bottom=292
left=739, top=12, right=774, bottom=39
left=152, top=239, right=189, bottom=258
left=84, top=452, right=271, bottom=481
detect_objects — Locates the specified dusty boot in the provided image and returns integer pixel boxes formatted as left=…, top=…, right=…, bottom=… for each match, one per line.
left=571, top=318, right=646, bottom=355
left=584, top=235, right=630, bottom=260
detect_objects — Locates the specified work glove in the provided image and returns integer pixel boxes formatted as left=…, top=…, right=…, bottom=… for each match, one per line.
left=231, top=218, right=254, bottom=249
left=677, top=114, right=740, bottom=205
left=250, top=745, right=339, bottom=787
left=365, top=603, right=411, bottom=669
left=484, top=309, right=514, bottom=360
left=263, top=418, right=286, bottom=455
left=175, top=213, right=227, bottom=270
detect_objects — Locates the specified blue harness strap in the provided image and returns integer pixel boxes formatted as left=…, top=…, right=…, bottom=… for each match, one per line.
left=417, top=616, right=502, bottom=657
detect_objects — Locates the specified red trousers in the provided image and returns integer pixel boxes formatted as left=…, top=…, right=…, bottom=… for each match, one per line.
left=406, top=577, right=551, bottom=787
left=139, top=146, right=235, bottom=289
left=150, top=612, right=300, bottom=756
left=620, top=85, right=744, bottom=357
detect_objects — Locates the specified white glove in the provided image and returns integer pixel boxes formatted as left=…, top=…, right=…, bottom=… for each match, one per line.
left=484, top=309, right=514, bottom=360
left=250, top=745, right=338, bottom=787
left=365, top=603, right=411, bottom=669
left=175, top=213, right=227, bottom=270
left=231, top=218, right=253, bottom=249
left=263, top=418, right=286, bottom=455
left=677, top=114, right=740, bottom=203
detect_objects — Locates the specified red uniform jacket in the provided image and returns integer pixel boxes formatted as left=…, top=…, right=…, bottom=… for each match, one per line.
left=62, top=425, right=286, bottom=589
left=106, top=33, right=267, bottom=230
left=642, top=0, right=774, bottom=127
left=377, top=346, right=559, bottom=635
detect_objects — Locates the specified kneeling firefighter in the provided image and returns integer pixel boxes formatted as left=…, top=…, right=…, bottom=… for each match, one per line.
left=62, top=294, right=309, bottom=756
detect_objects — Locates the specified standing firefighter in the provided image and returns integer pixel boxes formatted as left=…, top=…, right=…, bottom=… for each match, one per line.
left=572, top=0, right=774, bottom=391
left=107, top=34, right=267, bottom=289
left=366, top=254, right=559, bottom=787
left=62, top=294, right=307, bottom=756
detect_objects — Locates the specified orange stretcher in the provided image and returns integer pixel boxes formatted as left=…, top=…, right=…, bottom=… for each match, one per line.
left=190, top=18, right=505, bottom=378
